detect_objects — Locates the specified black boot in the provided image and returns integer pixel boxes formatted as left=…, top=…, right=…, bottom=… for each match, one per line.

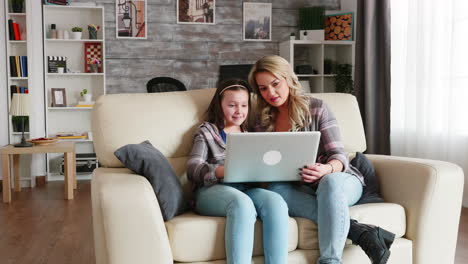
left=348, top=219, right=395, bottom=264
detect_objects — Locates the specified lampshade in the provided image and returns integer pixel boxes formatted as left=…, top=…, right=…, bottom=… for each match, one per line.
left=10, top=93, right=30, bottom=116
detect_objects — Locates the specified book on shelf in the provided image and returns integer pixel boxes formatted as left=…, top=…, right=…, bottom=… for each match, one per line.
left=55, top=132, right=88, bottom=140
left=8, top=19, right=14, bottom=40
left=75, top=101, right=95, bottom=107
left=12, top=22, right=21, bottom=40
left=9, top=56, right=28, bottom=77
left=10, top=85, right=29, bottom=98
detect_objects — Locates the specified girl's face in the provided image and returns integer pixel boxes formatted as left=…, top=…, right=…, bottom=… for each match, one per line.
left=255, top=71, right=290, bottom=108
left=221, top=89, right=249, bottom=128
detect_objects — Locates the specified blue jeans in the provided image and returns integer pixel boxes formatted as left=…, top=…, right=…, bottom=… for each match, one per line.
left=195, top=183, right=289, bottom=264
left=268, top=172, right=363, bottom=264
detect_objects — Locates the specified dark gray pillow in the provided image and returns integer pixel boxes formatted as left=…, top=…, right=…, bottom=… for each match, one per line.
left=114, top=140, right=186, bottom=221
left=352, top=152, right=384, bottom=204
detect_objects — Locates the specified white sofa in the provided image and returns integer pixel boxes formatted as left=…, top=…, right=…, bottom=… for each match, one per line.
left=91, top=88, right=464, bottom=264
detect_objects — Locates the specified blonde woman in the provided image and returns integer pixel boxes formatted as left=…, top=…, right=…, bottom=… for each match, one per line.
left=248, top=55, right=395, bottom=264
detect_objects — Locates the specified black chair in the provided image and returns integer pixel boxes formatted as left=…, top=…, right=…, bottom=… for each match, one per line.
left=146, top=77, right=187, bottom=93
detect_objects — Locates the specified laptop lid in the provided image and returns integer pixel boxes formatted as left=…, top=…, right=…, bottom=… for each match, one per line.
left=224, top=131, right=321, bottom=183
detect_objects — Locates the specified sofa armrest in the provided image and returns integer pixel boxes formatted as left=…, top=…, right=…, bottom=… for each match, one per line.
left=366, top=154, right=464, bottom=264
left=92, top=168, right=173, bottom=264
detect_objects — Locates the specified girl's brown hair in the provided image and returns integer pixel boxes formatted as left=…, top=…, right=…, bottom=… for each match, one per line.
left=206, top=78, right=251, bottom=131
left=248, top=55, right=310, bottom=131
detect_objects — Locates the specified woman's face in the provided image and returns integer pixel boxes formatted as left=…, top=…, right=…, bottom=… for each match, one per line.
left=255, top=71, right=290, bottom=108
left=221, top=89, right=249, bottom=128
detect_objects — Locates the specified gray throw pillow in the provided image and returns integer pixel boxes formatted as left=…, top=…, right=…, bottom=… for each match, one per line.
left=114, top=140, right=186, bottom=221
left=351, top=152, right=385, bottom=204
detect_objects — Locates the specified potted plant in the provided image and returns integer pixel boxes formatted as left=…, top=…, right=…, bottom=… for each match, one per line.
left=299, top=6, right=325, bottom=40
left=80, top=89, right=92, bottom=103
left=334, top=63, right=354, bottom=94
left=290, top=32, right=296, bottom=41
left=70, top=26, right=83, bottom=40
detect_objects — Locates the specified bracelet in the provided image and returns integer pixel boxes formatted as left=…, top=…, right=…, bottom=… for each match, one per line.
left=327, top=162, right=335, bottom=173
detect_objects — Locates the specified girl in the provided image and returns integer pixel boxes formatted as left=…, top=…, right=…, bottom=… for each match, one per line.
left=187, top=79, right=289, bottom=264
left=248, top=55, right=395, bottom=264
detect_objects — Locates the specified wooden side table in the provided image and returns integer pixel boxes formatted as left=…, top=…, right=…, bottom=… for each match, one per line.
left=1, top=141, right=76, bottom=203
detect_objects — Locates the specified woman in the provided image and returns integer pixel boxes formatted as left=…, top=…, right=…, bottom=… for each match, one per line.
left=248, top=55, right=395, bottom=264
left=187, top=78, right=289, bottom=264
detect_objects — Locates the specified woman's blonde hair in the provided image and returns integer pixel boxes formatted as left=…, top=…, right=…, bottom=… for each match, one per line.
left=248, top=55, right=310, bottom=131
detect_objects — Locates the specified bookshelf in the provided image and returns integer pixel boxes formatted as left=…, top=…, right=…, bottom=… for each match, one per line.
left=42, top=5, right=106, bottom=181
left=279, top=40, right=355, bottom=93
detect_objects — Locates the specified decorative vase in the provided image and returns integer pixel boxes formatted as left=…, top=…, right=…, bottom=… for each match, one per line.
left=83, top=94, right=92, bottom=103
left=300, top=30, right=325, bottom=41
left=89, top=30, right=97, bottom=39
left=90, top=64, right=99, bottom=73
left=70, top=31, right=82, bottom=40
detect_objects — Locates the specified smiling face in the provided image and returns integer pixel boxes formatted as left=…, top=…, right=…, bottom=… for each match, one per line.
left=221, top=89, right=249, bottom=129
left=255, top=71, right=290, bottom=109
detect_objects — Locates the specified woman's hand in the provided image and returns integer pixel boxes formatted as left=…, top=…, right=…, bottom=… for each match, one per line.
left=215, top=165, right=225, bottom=179
left=299, top=163, right=332, bottom=183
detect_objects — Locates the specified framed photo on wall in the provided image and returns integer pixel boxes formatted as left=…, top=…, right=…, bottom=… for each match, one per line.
left=51, top=88, right=67, bottom=107
left=116, top=0, right=147, bottom=39
left=177, top=0, right=215, bottom=24
left=324, top=12, right=354, bottom=41
left=243, top=2, right=271, bottom=41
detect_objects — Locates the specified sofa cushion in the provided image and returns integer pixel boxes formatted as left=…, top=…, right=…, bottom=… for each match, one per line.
left=165, top=212, right=298, bottom=262
left=296, top=203, right=406, bottom=250
left=114, top=140, right=186, bottom=221
left=352, top=152, right=384, bottom=204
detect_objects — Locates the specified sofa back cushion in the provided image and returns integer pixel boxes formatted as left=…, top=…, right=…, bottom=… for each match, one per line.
left=92, top=90, right=366, bottom=178
left=92, top=88, right=216, bottom=168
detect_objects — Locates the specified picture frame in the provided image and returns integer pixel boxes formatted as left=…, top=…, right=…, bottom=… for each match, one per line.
left=51, top=88, right=66, bottom=107
left=243, top=2, right=272, bottom=41
left=177, top=0, right=215, bottom=24
left=116, top=0, right=147, bottom=39
left=324, top=12, right=354, bottom=41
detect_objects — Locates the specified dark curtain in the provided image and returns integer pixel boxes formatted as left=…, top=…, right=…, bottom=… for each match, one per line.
left=354, top=0, right=391, bottom=154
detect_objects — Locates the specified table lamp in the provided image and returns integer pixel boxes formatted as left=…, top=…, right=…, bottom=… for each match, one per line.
left=10, top=93, right=32, bottom=147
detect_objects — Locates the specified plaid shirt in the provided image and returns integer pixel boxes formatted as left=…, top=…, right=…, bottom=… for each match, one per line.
left=187, top=122, right=226, bottom=188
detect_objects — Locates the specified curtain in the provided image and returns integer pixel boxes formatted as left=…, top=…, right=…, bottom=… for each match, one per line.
left=391, top=0, right=468, bottom=206
left=354, top=0, right=391, bottom=154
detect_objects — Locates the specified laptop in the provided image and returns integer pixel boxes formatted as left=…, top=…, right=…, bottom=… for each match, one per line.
left=224, top=132, right=321, bottom=183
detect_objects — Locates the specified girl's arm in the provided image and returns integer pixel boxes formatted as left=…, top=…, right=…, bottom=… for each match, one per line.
left=187, top=132, right=220, bottom=187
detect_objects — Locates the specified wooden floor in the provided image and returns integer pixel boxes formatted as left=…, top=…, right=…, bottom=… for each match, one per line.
left=0, top=181, right=467, bottom=264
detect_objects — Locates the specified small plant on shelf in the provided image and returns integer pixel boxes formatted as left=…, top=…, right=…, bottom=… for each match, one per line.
left=80, top=89, right=92, bottom=103
left=334, top=63, right=354, bottom=94
left=71, top=27, right=83, bottom=32
left=70, top=26, right=83, bottom=40
left=80, top=89, right=87, bottom=97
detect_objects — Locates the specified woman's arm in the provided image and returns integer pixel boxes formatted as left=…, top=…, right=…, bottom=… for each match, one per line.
left=187, top=133, right=221, bottom=187
left=317, top=102, right=349, bottom=171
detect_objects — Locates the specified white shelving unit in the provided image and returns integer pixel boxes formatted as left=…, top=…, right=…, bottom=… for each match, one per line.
left=43, top=5, right=105, bottom=181
left=279, top=40, right=355, bottom=93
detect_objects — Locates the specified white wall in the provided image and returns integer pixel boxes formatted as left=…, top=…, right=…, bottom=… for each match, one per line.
left=0, top=0, right=9, bottom=181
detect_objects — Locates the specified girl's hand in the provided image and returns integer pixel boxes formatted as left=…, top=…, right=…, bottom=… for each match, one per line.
left=215, top=165, right=225, bottom=179
left=299, top=163, right=332, bottom=183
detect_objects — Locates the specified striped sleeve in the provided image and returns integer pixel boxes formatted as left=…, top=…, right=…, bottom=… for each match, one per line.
left=317, top=102, right=349, bottom=171
left=187, top=132, right=219, bottom=187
